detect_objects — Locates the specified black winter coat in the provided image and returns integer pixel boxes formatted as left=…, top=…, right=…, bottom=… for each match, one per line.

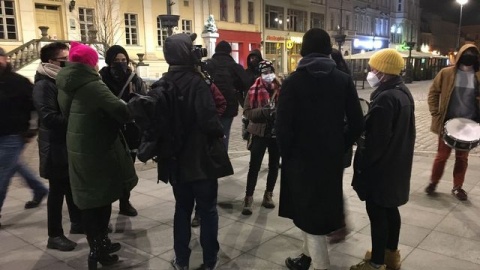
left=0, top=65, right=35, bottom=137
left=206, top=53, right=250, bottom=115
left=99, top=67, right=147, bottom=150
left=163, top=66, right=233, bottom=184
left=352, top=76, right=415, bottom=207
left=276, top=55, right=365, bottom=235
left=32, top=72, right=69, bottom=179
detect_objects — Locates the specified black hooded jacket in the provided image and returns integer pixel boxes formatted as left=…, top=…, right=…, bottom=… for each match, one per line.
left=245, top=49, right=264, bottom=88
left=161, top=33, right=233, bottom=183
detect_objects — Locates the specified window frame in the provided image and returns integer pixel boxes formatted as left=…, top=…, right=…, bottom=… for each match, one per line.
left=182, top=19, right=192, bottom=34
left=78, top=7, right=95, bottom=42
left=220, top=0, right=228, bottom=21
left=124, top=13, right=138, bottom=45
left=248, top=1, right=254, bottom=24
left=0, top=0, right=17, bottom=40
left=234, top=0, right=241, bottom=23
left=156, top=16, right=168, bottom=47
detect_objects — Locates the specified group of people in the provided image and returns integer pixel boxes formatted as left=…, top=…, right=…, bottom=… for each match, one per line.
left=0, top=26, right=479, bottom=270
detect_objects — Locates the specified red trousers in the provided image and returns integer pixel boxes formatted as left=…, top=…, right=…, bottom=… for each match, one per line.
left=431, top=136, right=469, bottom=188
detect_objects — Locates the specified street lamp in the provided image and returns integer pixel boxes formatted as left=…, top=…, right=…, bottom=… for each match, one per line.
left=456, top=0, right=468, bottom=50
left=158, top=0, right=179, bottom=36
left=333, top=0, right=346, bottom=51
left=404, top=24, right=416, bottom=84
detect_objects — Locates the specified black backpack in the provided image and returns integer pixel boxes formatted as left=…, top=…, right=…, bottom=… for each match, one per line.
left=127, top=76, right=184, bottom=163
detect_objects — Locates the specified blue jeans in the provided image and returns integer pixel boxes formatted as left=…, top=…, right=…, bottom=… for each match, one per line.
left=0, top=135, right=48, bottom=213
left=172, top=179, right=219, bottom=268
left=0, top=135, right=24, bottom=212
left=220, top=116, right=234, bottom=151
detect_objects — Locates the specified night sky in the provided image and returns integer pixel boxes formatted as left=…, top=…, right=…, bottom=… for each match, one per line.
left=421, top=0, right=480, bottom=25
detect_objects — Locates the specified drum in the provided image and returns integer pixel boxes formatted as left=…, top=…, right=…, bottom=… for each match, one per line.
left=443, top=118, right=480, bottom=151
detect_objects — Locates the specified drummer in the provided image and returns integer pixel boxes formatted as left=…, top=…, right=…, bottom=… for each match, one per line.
left=426, top=44, right=480, bottom=201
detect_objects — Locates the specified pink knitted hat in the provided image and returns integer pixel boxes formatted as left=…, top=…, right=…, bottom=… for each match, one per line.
left=69, top=42, right=98, bottom=68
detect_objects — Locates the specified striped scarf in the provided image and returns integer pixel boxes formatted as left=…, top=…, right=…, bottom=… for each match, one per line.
left=248, top=77, right=280, bottom=108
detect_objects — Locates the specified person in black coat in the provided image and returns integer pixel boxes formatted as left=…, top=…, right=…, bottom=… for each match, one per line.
left=350, top=49, right=415, bottom=270
left=245, top=49, right=264, bottom=90
left=204, top=41, right=250, bottom=149
left=163, top=33, right=233, bottom=270
left=32, top=42, right=82, bottom=251
left=99, top=45, right=147, bottom=217
left=0, top=47, right=49, bottom=228
left=276, top=29, right=365, bottom=270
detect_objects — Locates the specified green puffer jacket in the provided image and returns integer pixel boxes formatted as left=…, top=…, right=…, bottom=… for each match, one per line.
left=56, top=62, right=138, bottom=210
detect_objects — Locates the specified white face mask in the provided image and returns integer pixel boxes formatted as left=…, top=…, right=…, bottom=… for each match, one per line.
left=366, top=71, right=381, bottom=88
left=262, top=73, right=276, bottom=84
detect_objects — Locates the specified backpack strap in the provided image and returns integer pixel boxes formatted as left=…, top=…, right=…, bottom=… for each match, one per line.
left=117, top=72, right=136, bottom=98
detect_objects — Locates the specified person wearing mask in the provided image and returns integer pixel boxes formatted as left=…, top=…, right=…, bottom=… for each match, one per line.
left=276, top=28, right=364, bottom=270
left=162, top=33, right=233, bottom=270
left=0, top=47, right=49, bottom=227
left=205, top=40, right=250, bottom=149
left=241, top=60, right=281, bottom=215
left=99, top=45, right=147, bottom=217
left=425, top=44, right=480, bottom=201
left=57, top=42, right=138, bottom=269
left=351, top=48, right=416, bottom=270
left=245, top=49, right=264, bottom=91
left=33, top=42, right=82, bottom=251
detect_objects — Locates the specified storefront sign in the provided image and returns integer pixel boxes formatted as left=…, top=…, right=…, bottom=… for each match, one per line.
left=353, top=38, right=384, bottom=50
left=286, top=40, right=294, bottom=49
left=266, top=35, right=284, bottom=41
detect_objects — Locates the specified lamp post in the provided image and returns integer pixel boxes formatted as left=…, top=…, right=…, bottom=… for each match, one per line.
left=333, top=0, right=346, bottom=51
left=158, top=0, right=179, bottom=36
left=405, top=24, right=416, bottom=84
left=456, top=0, right=468, bottom=50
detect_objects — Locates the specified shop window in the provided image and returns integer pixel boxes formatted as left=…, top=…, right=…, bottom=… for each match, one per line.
left=265, top=42, right=278, bottom=55
left=79, top=8, right=94, bottom=42
left=310, top=12, right=325, bottom=29
left=265, top=5, right=284, bottom=30
left=156, top=17, right=168, bottom=46
left=0, top=0, right=17, bottom=40
left=287, top=9, right=307, bottom=32
left=124, top=13, right=138, bottom=45
left=248, top=1, right=254, bottom=24
left=182, top=19, right=192, bottom=34
left=220, top=0, right=228, bottom=21
left=234, top=0, right=241, bottom=23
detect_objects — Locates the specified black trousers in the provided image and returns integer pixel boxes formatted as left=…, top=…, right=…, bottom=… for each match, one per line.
left=366, top=200, right=401, bottom=265
left=47, top=177, right=82, bottom=237
left=246, top=136, right=280, bottom=197
left=81, top=204, right=112, bottom=238
left=119, top=151, right=136, bottom=206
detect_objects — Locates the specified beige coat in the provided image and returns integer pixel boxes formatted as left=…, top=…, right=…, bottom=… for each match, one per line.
left=428, top=44, right=480, bottom=134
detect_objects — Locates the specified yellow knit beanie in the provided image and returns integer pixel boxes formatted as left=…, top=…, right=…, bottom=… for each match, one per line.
left=368, top=48, right=405, bottom=75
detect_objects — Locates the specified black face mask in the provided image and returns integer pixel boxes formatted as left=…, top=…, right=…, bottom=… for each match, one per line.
left=59, top=61, right=67, bottom=68
left=110, top=62, right=128, bottom=80
left=459, top=54, right=479, bottom=66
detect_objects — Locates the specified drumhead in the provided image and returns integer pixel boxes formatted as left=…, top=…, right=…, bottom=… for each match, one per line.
left=444, top=118, right=480, bottom=142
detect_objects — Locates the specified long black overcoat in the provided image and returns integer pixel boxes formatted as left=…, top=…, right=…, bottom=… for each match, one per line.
left=276, top=55, right=365, bottom=235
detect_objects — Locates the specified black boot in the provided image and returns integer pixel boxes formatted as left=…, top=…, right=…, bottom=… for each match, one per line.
left=87, top=236, right=119, bottom=270
left=100, top=233, right=121, bottom=253
left=285, top=253, right=312, bottom=270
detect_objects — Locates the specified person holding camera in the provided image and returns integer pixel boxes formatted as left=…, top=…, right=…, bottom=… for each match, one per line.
left=242, top=60, right=281, bottom=215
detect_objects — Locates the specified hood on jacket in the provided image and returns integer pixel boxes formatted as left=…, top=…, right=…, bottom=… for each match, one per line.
left=247, top=49, right=263, bottom=69
left=455, top=44, right=480, bottom=69
left=164, top=33, right=195, bottom=66
left=56, top=62, right=100, bottom=95
left=296, top=53, right=336, bottom=78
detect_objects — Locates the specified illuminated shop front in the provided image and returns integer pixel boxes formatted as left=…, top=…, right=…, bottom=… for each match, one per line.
left=264, top=34, right=303, bottom=75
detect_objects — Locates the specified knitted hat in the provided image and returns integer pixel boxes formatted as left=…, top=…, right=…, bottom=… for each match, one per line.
left=105, top=45, right=129, bottom=65
left=215, top=40, right=232, bottom=54
left=258, top=60, right=275, bottom=73
left=368, top=48, right=405, bottom=75
left=69, top=42, right=98, bottom=68
left=0, top=47, right=5, bottom=56
left=301, top=28, right=332, bottom=57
